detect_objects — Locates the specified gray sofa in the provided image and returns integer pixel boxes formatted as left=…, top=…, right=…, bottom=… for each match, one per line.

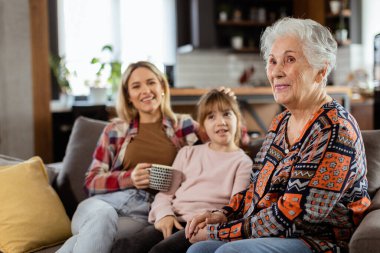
left=1, top=116, right=379, bottom=252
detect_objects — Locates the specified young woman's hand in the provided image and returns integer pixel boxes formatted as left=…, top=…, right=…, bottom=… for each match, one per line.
left=155, top=215, right=184, bottom=239
left=131, top=163, right=151, bottom=189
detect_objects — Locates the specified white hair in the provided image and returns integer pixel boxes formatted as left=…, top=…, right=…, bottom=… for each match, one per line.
left=260, top=17, right=337, bottom=85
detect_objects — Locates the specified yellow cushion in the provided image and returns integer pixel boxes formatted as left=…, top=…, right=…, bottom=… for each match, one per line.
left=0, top=157, right=71, bottom=253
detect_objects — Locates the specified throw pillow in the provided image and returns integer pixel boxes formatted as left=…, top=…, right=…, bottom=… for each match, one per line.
left=0, top=156, right=71, bottom=253
left=54, top=116, right=107, bottom=218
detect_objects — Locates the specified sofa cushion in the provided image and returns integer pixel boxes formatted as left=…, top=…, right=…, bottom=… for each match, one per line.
left=0, top=157, right=71, bottom=253
left=349, top=207, right=380, bottom=253
left=54, top=116, right=107, bottom=218
left=361, top=130, right=380, bottom=198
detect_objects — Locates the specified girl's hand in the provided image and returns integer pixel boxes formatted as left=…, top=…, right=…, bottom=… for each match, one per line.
left=131, top=163, right=151, bottom=189
left=155, top=215, right=184, bottom=239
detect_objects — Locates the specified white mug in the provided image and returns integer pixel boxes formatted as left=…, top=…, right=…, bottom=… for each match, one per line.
left=148, top=164, right=173, bottom=192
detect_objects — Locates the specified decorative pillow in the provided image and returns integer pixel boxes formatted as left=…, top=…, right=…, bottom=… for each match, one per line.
left=54, top=116, right=107, bottom=218
left=0, top=156, right=71, bottom=253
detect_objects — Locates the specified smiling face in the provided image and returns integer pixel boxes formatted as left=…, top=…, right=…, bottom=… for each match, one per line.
left=203, top=106, right=238, bottom=151
left=266, top=36, right=320, bottom=109
left=127, top=67, right=164, bottom=122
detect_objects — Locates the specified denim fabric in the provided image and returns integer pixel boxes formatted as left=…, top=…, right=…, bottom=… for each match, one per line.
left=57, top=189, right=152, bottom=253
left=187, top=238, right=313, bottom=253
left=94, top=189, right=153, bottom=222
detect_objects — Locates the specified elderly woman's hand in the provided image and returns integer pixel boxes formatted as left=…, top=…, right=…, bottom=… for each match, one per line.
left=189, top=226, right=208, bottom=244
left=131, top=163, right=151, bottom=189
left=185, top=211, right=227, bottom=239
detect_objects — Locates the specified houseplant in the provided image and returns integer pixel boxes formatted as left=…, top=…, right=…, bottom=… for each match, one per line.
left=49, top=54, right=72, bottom=94
left=90, top=44, right=122, bottom=95
left=49, top=54, right=74, bottom=104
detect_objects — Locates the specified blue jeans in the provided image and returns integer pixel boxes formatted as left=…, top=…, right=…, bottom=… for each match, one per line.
left=187, top=238, right=313, bottom=253
left=57, top=189, right=152, bottom=253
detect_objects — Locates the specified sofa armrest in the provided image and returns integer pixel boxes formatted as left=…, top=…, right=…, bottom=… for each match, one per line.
left=349, top=190, right=380, bottom=253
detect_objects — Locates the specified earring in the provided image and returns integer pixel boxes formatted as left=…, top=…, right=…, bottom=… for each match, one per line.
left=161, top=92, right=165, bottom=97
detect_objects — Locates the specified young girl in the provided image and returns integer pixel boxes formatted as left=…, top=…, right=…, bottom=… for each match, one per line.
left=111, top=89, right=253, bottom=253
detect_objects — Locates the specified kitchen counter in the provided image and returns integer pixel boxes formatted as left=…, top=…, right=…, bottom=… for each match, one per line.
left=170, top=86, right=352, bottom=133
left=170, top=86, right=352, bottom=109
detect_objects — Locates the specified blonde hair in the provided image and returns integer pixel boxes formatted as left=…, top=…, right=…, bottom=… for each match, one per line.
left=197, top=89, right=242, bottom=145
left=116, top=61, right=176, bottom=124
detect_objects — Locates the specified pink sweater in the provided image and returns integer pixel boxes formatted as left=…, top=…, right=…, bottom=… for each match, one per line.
left=148, top=143, right=252, bottom=223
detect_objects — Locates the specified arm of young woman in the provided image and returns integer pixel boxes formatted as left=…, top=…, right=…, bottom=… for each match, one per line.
left=149, top=147, right=188, bottom=237
left=84, top=122, right=149, bottom=195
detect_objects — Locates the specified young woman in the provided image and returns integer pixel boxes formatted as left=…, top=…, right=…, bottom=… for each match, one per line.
left=111, top=89, right=253, bottom=253
left=57, top=61, right=200, bottom=253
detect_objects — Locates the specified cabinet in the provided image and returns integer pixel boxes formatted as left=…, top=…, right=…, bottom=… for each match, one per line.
left=176, top=0, right=294, bottom=51
left=176, top=0, right=361, bottom=51
left=214, top=0, right=293, bottom=52
left=351, top=98, right=374, bottom=130
left=322, top=0, right=361, bottom=45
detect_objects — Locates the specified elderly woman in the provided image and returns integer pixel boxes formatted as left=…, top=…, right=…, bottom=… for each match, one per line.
left=185, top=17, right=371, bottom=253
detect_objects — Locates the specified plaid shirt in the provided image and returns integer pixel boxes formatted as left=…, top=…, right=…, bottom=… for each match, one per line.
left=208, top=101, right=371, bottom=253
left=85, top=114, right=199, bottom=196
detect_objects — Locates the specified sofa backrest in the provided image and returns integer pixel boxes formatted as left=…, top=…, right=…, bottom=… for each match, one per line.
left=53, top=116, right=380, bottom=218
left=53, top=116, right=107, bottom=218
left=361, top=130, right=380, bottom=198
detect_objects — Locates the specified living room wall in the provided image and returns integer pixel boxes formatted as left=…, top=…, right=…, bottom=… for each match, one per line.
left=0, top=0, right=35, bottom=159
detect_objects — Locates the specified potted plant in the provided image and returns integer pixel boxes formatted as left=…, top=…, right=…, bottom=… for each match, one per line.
left=49, top=54, right=74, bottom=105
left=49, top=54, right=72, bottom=95
left=90, top=45, right=122, bottom=96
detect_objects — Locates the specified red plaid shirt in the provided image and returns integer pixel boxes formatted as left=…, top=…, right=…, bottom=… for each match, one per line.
left=85, top=114, right=199, bottom=196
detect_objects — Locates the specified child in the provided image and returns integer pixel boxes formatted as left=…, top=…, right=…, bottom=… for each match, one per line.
left=111, top=89, right=252, bottom=253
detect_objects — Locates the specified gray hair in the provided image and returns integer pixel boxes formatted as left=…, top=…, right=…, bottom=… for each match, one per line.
left=260, top=17, right=337, bottom=85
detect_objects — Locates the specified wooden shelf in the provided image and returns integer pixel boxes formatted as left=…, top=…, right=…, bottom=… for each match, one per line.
left=217, top=20, right=271, bottom=27
left=325, top=10, right=351, bottom=18
left=232, top=47, right=260, bottom=53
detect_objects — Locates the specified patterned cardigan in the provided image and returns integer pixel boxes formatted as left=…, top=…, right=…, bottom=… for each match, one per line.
left=207, top=101, right=371, bottom=253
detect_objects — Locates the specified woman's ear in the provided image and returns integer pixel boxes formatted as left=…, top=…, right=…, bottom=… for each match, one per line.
left=315, top=65, right=328, bottom=84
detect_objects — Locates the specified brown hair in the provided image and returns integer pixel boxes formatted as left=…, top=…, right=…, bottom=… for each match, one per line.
left=116, top=61, right=176, bottom=124
left=197, top=89, right=242, bottom=145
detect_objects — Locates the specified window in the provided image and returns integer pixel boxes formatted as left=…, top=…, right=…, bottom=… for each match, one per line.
left=58, top=0, right=175, bottom=95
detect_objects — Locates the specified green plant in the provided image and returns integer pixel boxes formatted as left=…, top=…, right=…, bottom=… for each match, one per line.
left=49, top=54, right=71, bottom=93
left=90, top=45, right=122, bottom=94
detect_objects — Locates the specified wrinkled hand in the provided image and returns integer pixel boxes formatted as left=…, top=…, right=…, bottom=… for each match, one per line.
left=155, top=215, right=184, bottom=239
left=131, top=163, right=151, bottom=189
left=185, top=211, right=227, bottom=239
left=218, top=86, right=236, bottom=100
left=189, top=226, right=207, bottom=244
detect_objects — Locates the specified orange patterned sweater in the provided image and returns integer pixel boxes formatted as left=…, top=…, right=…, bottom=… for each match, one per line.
left=207, top=101, right=371, bottom=253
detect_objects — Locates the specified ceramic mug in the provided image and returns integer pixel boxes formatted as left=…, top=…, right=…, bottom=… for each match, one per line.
left=148, top=164, right=173, bottom=192
left=329, top=1, right=341, bottom=15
